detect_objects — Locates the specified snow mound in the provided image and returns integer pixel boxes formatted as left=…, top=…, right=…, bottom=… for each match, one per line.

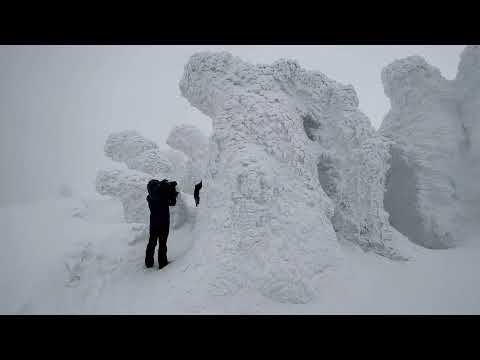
left=380, top=46, right=480, bottom=248
left=179, top=52, right=407, bottom=304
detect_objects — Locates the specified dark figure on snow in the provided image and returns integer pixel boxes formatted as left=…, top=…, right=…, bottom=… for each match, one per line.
left=145, top=179, right=179, bottom=269
left=194, top=180, right=202, bottom=207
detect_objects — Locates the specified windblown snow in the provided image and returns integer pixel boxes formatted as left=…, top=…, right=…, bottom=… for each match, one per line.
left=1, top=46, right=480, bottom=313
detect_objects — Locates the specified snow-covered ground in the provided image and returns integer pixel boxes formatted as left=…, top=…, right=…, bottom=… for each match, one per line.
left=1, top=194, right=478, bottom=314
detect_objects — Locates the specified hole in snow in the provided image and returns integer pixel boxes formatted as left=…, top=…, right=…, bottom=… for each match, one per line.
left=317, top=156, right=338, bottom=199
left=302, top=114, right=320, bottom=141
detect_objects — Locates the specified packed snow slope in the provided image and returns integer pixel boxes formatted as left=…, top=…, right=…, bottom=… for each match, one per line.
left=381, top=45, right=480, bottom=249
left=1, top=194, right=480, bottom=314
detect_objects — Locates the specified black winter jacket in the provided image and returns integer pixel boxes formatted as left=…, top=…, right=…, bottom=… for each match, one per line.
left=147, top=194, right=170, bottom=229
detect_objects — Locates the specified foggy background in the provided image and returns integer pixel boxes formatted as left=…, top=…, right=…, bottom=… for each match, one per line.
left=0, top=45, right=465, bottom=205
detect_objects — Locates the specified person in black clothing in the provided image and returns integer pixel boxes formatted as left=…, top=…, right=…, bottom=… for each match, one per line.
left=194, top=180, right=202, bottom=207
left=145, top=179, right=178, bottom=269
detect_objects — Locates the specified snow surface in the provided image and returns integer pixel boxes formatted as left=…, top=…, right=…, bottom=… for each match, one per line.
left=95, top=168, right=190, bottom=230
left=103, top=130, right=187, bottom=186
left=1, top=195, right=479, bottom=314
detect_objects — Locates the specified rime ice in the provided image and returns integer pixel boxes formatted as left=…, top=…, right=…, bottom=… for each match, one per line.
left=381, top=46, right=480, bottom=249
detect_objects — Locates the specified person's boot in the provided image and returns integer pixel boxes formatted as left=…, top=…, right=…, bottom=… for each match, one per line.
left=145, top=245, right=155, bottom=268
left=145, top=255, right=154, bottom=268
left=158, top=253, right=168, bottom=269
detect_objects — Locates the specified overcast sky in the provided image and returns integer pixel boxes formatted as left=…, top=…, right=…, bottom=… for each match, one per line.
left=0, top=45, right=466, bottom=205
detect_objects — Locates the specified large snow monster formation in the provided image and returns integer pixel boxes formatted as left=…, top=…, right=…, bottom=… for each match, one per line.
left=380, top=45, right=480, bottom=249
left=178, top=52, right=407, bottom=304
left=96, top=128, right=208, bottom=229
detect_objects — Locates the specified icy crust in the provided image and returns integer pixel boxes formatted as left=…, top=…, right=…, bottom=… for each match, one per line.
left=380, top=46, right=480, bottom=249
left=95, top=168, right=189, bottom=229
left=179, top=52, right=406, bottom=303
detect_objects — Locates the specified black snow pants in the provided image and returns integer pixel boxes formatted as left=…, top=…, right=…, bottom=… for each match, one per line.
left=145, top=225, right=169, bottom=269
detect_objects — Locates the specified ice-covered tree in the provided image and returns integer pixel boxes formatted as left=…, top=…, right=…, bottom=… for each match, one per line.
left=380, top=46, right=480, bottom=248
left=179, top=52, right=408, bottom=304
left=96, top=127, right=208, bottom=229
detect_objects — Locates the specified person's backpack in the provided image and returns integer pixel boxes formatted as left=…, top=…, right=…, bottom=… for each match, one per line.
left=147, top=179, right=178, bottom=206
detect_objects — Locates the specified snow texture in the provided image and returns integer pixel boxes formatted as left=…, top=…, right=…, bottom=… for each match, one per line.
left=104, top=130, right=183, bottom=180
left=166, top=124, right=209, bottom=194
left=380, top=46, right=480, bottom=249
left=4, top=47, right=480, bottom=313
left=179, top=52, right=407, bottom=304
left=96, top=168, right=189, bottom=230
left=104, top=130, right=158, bottom=163
left=97, top=126, right=209, bottom=228
left=91, top=48, right=480, bottom=305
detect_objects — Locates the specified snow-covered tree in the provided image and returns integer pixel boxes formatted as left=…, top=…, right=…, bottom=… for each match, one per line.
left=96, top=127, right=208, bottom=230
left=380, top=46, right=480, bottom=249
left=179, top=52, right=408, bottom=304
